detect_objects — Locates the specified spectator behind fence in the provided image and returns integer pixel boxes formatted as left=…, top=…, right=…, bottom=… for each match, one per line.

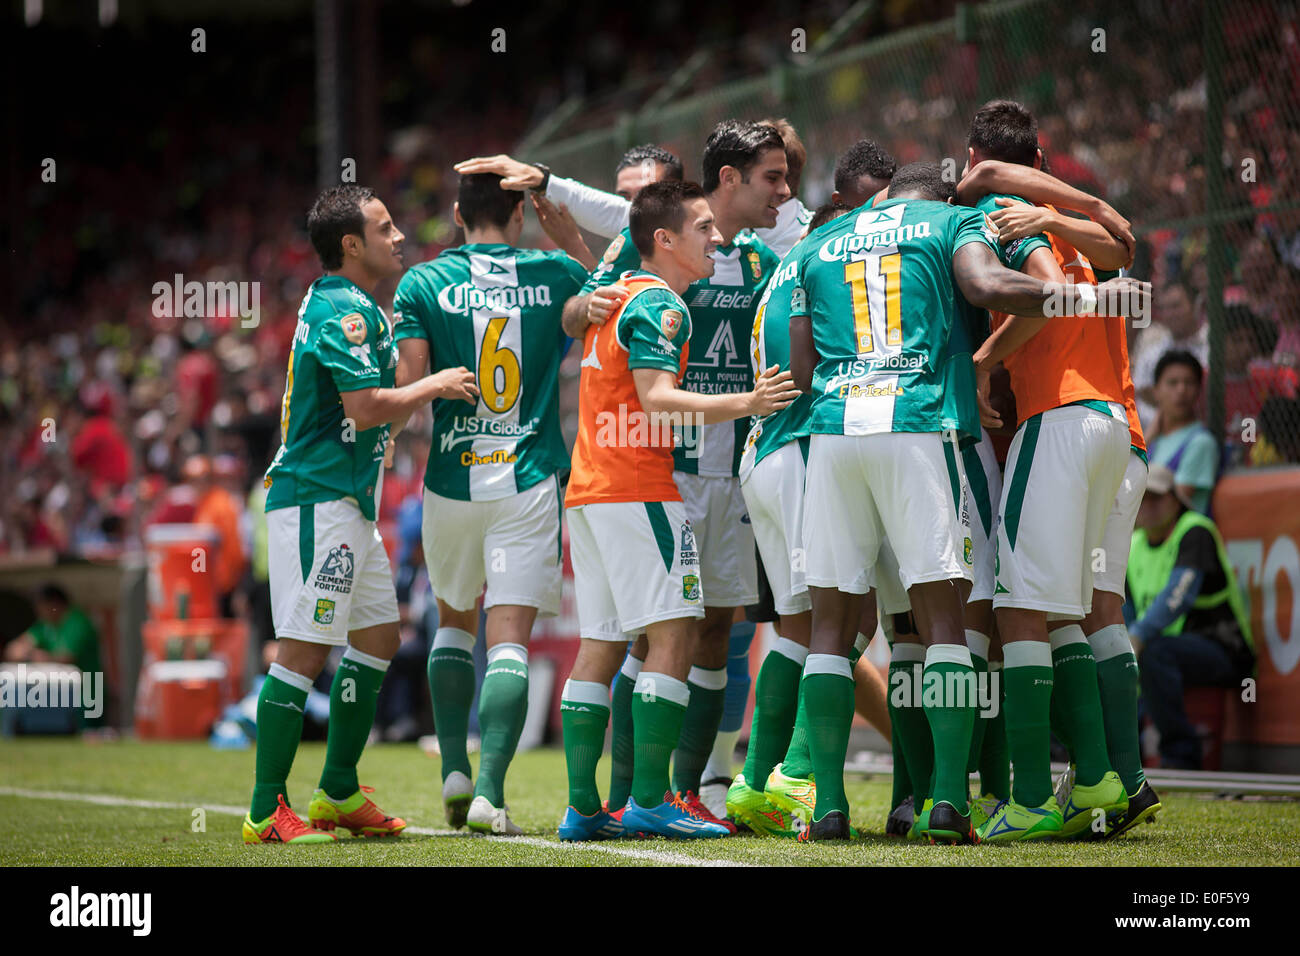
left=1146, top=350, right=1219, bottom=514
left=1251, top=396, right=1300, bottom=466
left=1131, top=281, right=1208, bottom=432
left=1125, top=465, right=1254, bottom=770
left=1222, top=306, right=1279, bottom=452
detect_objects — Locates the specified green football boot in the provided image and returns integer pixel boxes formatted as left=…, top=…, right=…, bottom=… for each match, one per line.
left=726, top=773, right=802, bottom=838
left=978, top=796, right=1063, bottom=843
left=1059, top=770, right=1128, bottom=839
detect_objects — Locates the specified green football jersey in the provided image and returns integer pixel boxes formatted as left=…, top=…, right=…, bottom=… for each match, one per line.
left=740, top=236, right=816, bottom=478
left=394, top=243, right=586, bottom=501
left=790, top=198, right=997, bottom=439
left=265, top=275, right=396, bottom=521
left=584, top=228, right=780, bottom=476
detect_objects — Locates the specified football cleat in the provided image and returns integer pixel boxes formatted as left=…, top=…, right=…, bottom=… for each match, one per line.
left=886, top=795, right=914, bottom=837
left=698, top=776, right=731, bottom=821
left=243, top=793, right=336, bottom=845
left=796, top=810, right=852, bottom=842
left=764, top=763, right=816, bottom=825
left=1058, top=770, right=1128, bottom=839
left=442, top=770, right=473, bottom=829
left=466, top=795, right=523, bottom=836
left=970, top=792, right=1002, bottom=832
left=678, top=790, right=738, bottom=834
left=621, top=793, right=730, bottom=839
left=924, top=800, right=977, bottom=845
left=308, top=786, right=406, bottom=837
left=726, top=773, right=801, bottom=838
left=906, top=798, right=933, bottom=841
left=978, top=796, right=1063, bottom=843
left=558, top=805, right=625, bottom=842
left=1106, top=781, right=1162, bottom=839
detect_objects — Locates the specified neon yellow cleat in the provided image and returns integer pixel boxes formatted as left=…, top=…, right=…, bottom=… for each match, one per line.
left=1059, top=770, right=1128, bottom=839
left=727, top=773, right=802, bottom=838
left=308, top=786, right=407, bottom=837
left=978, top=796, right=1063, bottom=843
left=764, top=764, right=816, bottom=825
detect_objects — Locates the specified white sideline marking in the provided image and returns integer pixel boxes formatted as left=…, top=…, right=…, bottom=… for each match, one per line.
left=0, top=787, right=751, bottom=867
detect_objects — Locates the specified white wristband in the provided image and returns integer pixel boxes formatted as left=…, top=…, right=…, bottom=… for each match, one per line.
left=1075, top=284, right=1098, bottom=315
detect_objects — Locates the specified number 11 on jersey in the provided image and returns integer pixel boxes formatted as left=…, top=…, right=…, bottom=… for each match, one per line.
left=844, top=252, right=902, bottom=356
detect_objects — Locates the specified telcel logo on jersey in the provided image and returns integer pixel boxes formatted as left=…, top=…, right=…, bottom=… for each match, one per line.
left=889, top=663, right=1000, bottom=717
left=436, top=282, right=553, bottom=314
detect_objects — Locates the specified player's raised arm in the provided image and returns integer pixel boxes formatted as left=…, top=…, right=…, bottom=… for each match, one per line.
left=530, top=194, right=596, bottom=270
left=989, top=198, right=1131, bottom=271
left=957, top=159, right=1135, bottom=264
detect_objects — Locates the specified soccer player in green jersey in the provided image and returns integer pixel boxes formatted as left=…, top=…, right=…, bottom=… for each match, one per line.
left=392, top=173, right=588, bottom=835
left=244, top=185, right=478, bottom=845
left=562, top=121, right=790, bottom=828
left=788, top=161, right=1147, bottom=841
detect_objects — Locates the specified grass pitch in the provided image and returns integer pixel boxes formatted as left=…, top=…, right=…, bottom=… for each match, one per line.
left=1, top=738, right=1296, bottom=867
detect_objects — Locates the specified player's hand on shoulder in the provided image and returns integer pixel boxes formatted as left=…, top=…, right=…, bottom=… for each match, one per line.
left=452, top=154, right=542, bottom=191
left=431, top=366, right=479, bottom=404
left=587, top=285, right=629, bottom=326
left=750, top=364, right=801, bottom=416
left=989, top=197, right=1051, bottom=242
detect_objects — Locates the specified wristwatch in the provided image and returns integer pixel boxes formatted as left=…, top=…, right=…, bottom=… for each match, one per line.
left=530, top=162, right=552, bottom=193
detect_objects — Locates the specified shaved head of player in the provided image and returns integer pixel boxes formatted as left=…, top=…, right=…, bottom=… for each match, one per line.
left=832, top=139, right=898, bottom=208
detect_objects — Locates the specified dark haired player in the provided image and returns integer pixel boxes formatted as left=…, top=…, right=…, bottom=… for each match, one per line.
left=392, top=173, right=589, bottom=835
left=245, top=185, right=477, bottom=845
left=556, top=180, right=798, bottom=840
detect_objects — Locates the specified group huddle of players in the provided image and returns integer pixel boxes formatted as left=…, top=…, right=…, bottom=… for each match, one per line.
left=242, top=98, right=1160, bottom=849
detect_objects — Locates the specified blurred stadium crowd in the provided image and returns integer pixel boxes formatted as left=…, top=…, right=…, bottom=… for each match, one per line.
left=3, top=0, right=1298, bottom=591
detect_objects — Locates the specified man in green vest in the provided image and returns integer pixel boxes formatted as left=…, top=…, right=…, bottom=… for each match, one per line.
left=1125, top=464, right=1254, bottom=769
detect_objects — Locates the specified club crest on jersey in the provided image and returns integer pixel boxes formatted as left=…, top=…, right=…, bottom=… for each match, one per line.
left=341, top=313, right=367, bottom=345
left=602, top=234, right=626, bottom=265
left=316, top=544, right=355, bottom=593
left=682, top=574, right=701, bottom=603
left=313, top=599, right=336, bottom=626
left=963, top=537, right=973, bottom=565
left=747, top=250, right=761, bottom=280
left=661, top=308, right=683, bottom=338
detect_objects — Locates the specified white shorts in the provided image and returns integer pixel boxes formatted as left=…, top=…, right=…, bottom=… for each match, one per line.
left=1093, top=452, right=1148, bottom=597
left=739, top=439, right=810, bottom=616
left=267, top=498, right=399, bottom=646
left=874, top=538, right=911, bottom=616
left=567, top=499, right=705, bottom=640
left=993, top=403, right=1130, bottom=618
left=674, top=471, right=758, bottom=607
left=421, top=476, right=563, bottom=616
left=803, top=431, right=972, bottom=595
left=962, top=430, right=1004, bottom=605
